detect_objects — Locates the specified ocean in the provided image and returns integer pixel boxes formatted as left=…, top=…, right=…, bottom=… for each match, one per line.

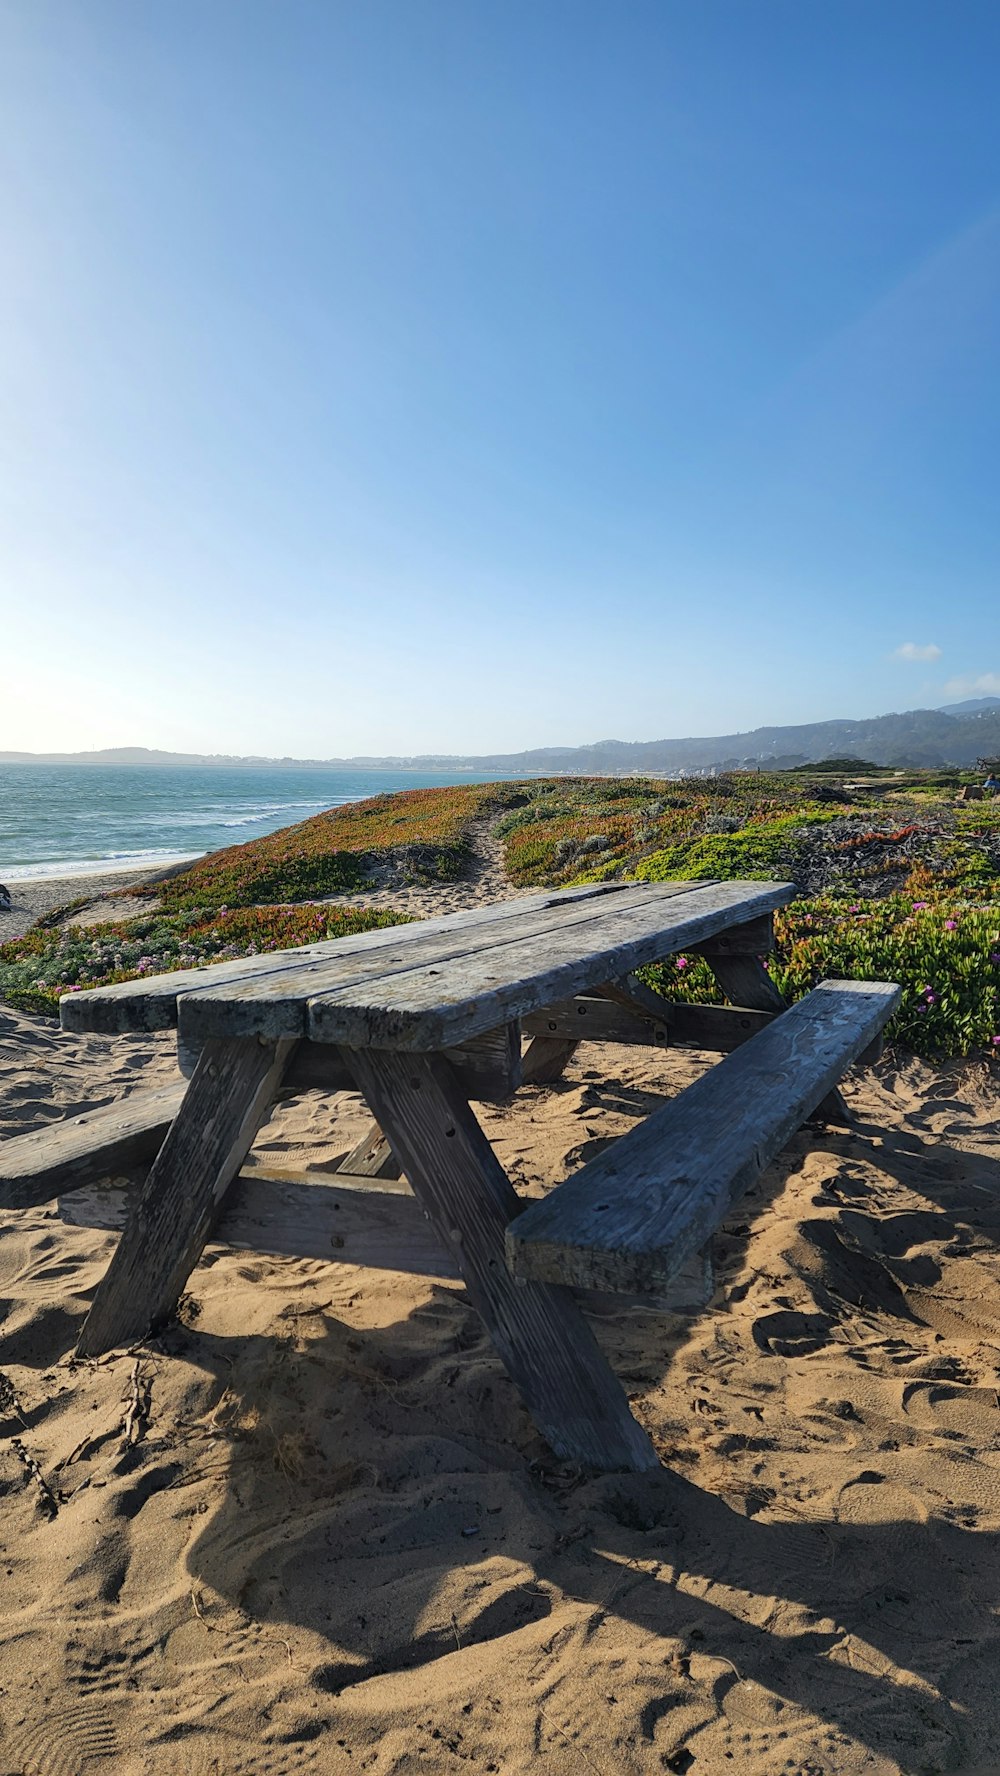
left=0, top=763, right=512, bottom=881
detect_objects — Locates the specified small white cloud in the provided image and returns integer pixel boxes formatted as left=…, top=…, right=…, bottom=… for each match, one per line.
left=943, top=672, right=1000, bottom=697
left=893, top=641, right=942, bottom=662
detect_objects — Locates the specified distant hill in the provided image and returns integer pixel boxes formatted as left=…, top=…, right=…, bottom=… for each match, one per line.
left=936, top=696, right=1000, bottom=717
left=5, top=702, right=1000, bottom=774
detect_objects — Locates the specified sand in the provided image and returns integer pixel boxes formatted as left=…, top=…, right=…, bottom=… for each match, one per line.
left=4, top=868, right=1000, bottom=1770
left=0, top=867, right=179, bottom=945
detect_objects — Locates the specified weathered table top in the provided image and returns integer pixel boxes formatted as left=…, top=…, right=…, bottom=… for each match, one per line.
left=60, top=878, right=796, bottom=1052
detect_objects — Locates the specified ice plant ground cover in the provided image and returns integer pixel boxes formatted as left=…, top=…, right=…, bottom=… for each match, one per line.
left=0, top=904, right=409, bottom=1018
left=146, top=782, right=527, bottom=910
left=645, top=869, right=1000, bottom=1059
left=5, top=771, right=1000, bottom=1057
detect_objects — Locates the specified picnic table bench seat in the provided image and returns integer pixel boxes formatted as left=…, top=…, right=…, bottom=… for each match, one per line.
left=506, top=978, right=900, bottom=1296
left=0, top=1082, right=187, bottom=1211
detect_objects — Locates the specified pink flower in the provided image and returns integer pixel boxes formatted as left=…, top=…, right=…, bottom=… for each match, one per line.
left=912, top=900, right=928, bottom=910
left=993, top=1036, right=1000, bottom=1046
left=676, top=956, right=688, bottom=969
left=944, top=920, right=957, bottom=930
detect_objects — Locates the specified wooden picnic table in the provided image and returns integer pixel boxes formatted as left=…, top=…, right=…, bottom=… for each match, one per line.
left=19, top=879, right=899, bottom=1472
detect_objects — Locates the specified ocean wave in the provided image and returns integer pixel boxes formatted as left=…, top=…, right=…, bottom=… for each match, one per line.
left=1, top=850, right=204, bottom=883
left=68, top=799, right=339, bottom=832
left=217, top=799, right=336, bottom=827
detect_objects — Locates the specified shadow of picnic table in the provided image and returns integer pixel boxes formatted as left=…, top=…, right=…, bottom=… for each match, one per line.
left=179, top=1287, right=998, bottom=1773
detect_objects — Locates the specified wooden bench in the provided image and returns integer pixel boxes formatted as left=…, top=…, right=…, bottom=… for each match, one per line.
left=58, top=1164, right=716, bottom=1315
left=0, top=1082, right=187, bottom=1211
left=505, top=978, right=900, bottom=1295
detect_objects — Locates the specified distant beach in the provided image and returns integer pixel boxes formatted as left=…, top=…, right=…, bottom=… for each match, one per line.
left=0, top=866, right=174, bottom=944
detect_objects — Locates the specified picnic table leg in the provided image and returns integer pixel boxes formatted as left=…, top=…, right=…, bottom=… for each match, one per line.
left=76, top=1037, right=296, bottom=1357
left=342, top=1046, right=659, bottom=1473
left=336, top=1121, right=402, bottom=1180
left=521, top=1035, right=578, bottom=1085
left=705, top=953, right=851, bottom=1125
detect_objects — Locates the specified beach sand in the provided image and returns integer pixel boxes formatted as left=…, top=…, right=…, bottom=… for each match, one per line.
left=0, top=867, right=180, bottom=944
left=3, top=869, right=1000, bottom=1770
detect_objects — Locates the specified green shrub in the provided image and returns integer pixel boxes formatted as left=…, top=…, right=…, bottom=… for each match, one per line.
left=634, top=814, right=837, bottom=883
left=642, top=885, right=1000, bottom=1060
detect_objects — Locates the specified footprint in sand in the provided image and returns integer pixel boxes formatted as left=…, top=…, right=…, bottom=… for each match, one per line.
left=751, top=1309, right=834, bottom=1357
left=0, top=1697, right=122, bottom=1776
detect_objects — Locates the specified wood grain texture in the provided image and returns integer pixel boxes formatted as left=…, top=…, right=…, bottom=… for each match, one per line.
left=306, top=881, right=796, bottom=1053
left=0, top=1082, right=186, bottom=1210
left=180, top=1030, right=521, bottom=1105
left=176, top=881, right=717, bottom=1044
left=705, top=951, right=851, bottom=1123
left=76, top=1037, right=296, bottom=1356
left=60, top=1165, right=716, bottom=1310
left=65, top=1166, right=455, bottom=1278
left=704, top=950, right=786, bottom=1015
left=60, top=883, right=673, bottom=1036
left=690, top=914, right=775, bottom=956
left=594, top=974, right=678, bottom=1021
left=335, top=1122, right=402, bottom=1181
left=666, top=1003, right=775, bottom=1051
left=506, top=979, right=901, bottom=1295
left=440, top=1021, right=522, bottom=1102
left=522, top=997, right=669, bottom=1047
left=341, top=1045, right=659, bottom=1471
left=520, top=1037, right=579, bottom=1085
left=579, top=978, right=775, bottom=1050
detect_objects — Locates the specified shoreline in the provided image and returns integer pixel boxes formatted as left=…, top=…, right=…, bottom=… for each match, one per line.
left=1, top=853, right=200, bottom=886
left=0, top=863, right=193, bottom=945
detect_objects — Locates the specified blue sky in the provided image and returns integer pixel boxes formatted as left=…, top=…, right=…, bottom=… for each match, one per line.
left=2, top=1, right=998, bottom=756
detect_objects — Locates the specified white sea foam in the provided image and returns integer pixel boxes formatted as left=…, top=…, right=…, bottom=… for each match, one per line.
left=2, top=851, right=203, bottom=884
left=217, top=799, right=336, bottom=827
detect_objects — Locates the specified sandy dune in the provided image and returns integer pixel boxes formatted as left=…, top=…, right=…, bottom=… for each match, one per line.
left=3, top=985, right=1000, bottom=1773
left=0, top=825, right=526, bottom=945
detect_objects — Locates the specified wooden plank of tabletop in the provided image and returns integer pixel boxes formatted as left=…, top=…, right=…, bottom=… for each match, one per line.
left=172, top=881, right=709, bottom=1043
left=306, top=880, right=796, bottom=1052
left=59, top=881, right=647, bottom=1035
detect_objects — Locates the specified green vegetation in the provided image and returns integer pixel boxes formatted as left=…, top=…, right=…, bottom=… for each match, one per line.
left=148, top=782, right=523, bottom=911
left=6, top=769, right=1000, bottom=1059
left=789, top=756, right=884, bottom=774
left=643, top=868, right=1000, bottom=1060
left=493, top=775, right=1000, bottom=1059
left=496, top=773, right=843, bottom=887
left=632, top=813, right=838, bottom=884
